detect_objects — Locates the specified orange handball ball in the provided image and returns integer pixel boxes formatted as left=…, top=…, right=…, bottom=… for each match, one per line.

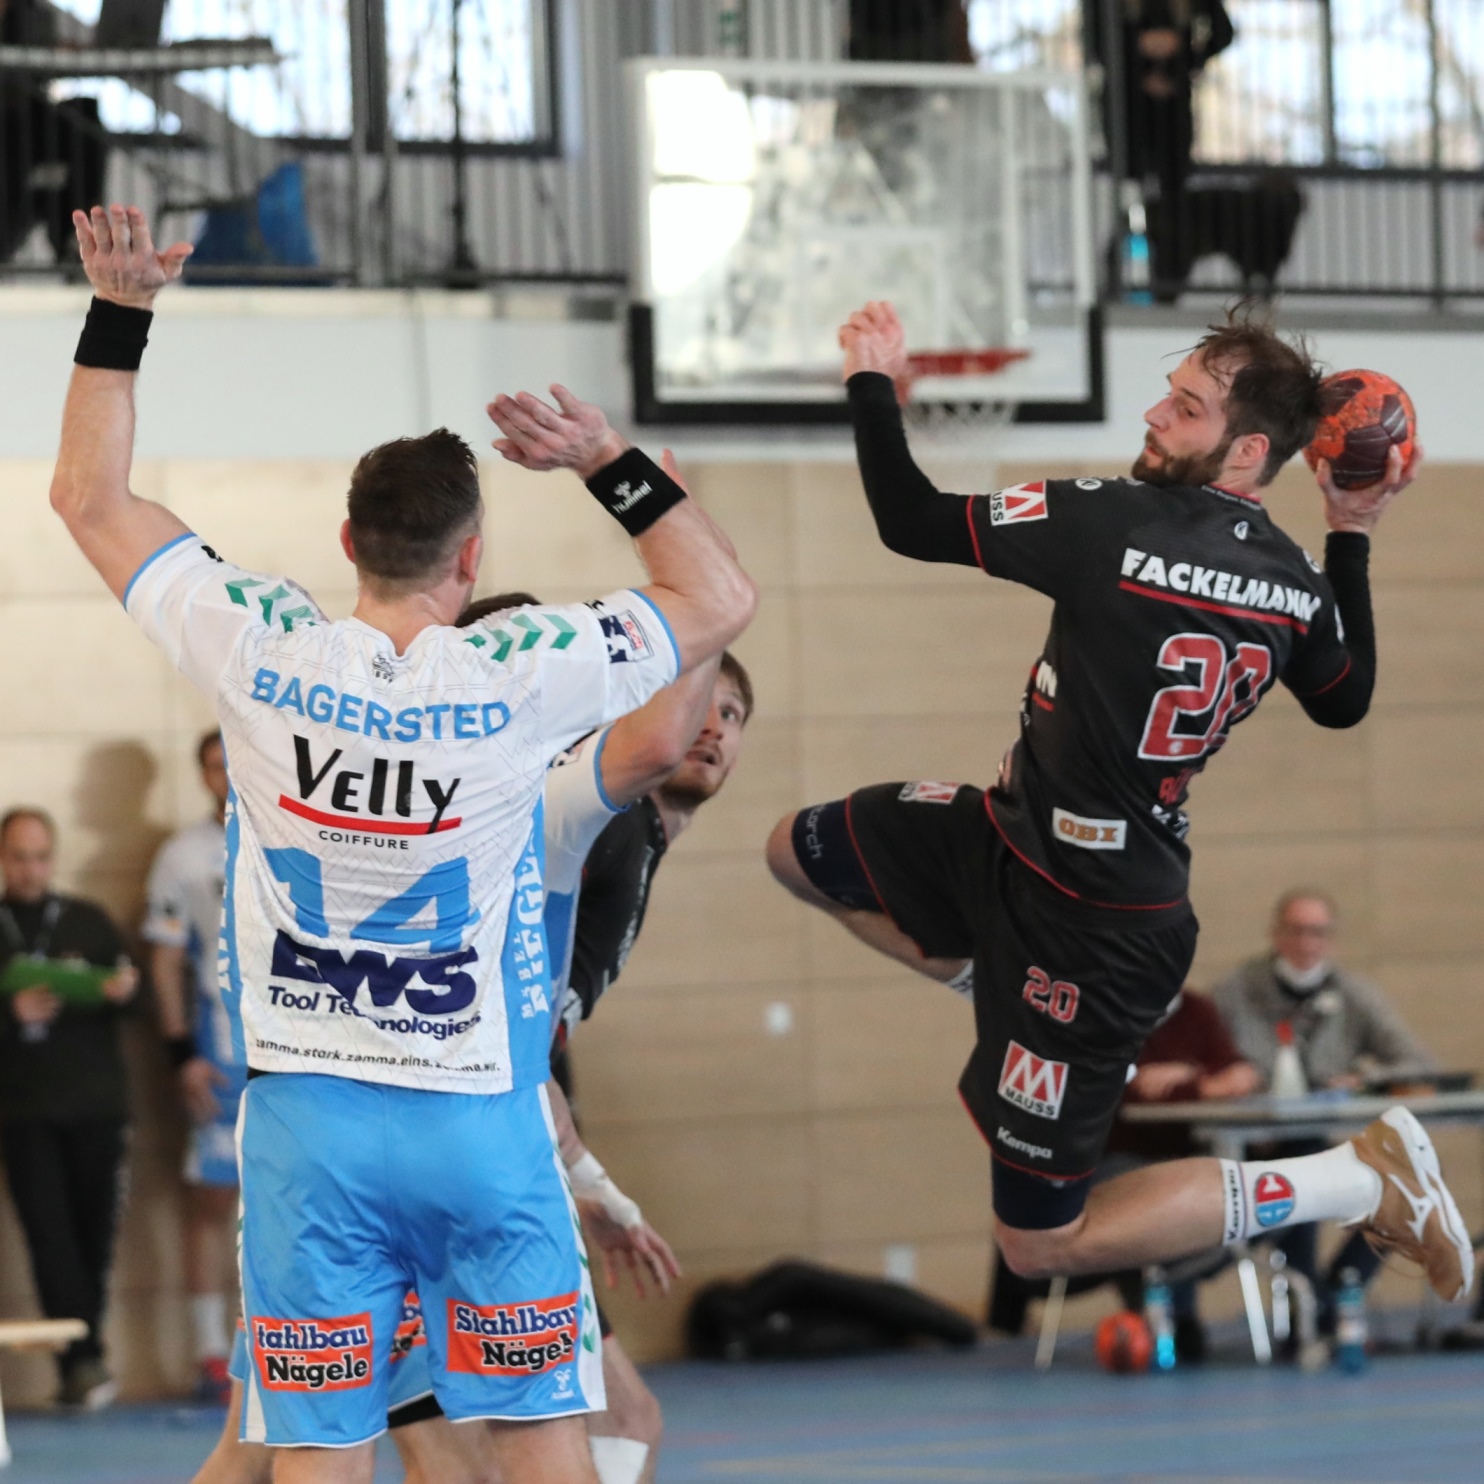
left=1095, top=1310, right=1153, bottom=1373
left=1303, top=369, right=1416, bottom=491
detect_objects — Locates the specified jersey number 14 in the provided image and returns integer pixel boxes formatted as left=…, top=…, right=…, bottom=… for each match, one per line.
left=1137, top=634, right=1272, bottom=763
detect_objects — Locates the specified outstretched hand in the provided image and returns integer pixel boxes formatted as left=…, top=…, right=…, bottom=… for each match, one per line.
left=73, top=205, right=192, bottom=309
left=577, top=1201, right=682, bottom=1299
left=839, top=299, right=912, bottom=403
left=487, top=385, right=629, bottom=480
left=1316, top=440, right=1421, bottom=535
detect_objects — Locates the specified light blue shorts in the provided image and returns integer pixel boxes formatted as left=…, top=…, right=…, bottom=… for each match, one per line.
left=236, top=1074, right=603, bottom=1447
left=185, top=1061, right=249, bottom=1188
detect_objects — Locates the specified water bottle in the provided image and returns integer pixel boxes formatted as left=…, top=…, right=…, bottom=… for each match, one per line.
left=1144, top=1265, right=1177, bottom=1371
left=1333, top=1267, right=1368, bottom=1374
left=1270, top=1020, right=1310, bottom=1100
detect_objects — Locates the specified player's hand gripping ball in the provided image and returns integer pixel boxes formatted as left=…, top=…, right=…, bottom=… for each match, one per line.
left=1303, top=370, right=1416, bottom=491
left=1094, top=1310, right=1154, bottom=1373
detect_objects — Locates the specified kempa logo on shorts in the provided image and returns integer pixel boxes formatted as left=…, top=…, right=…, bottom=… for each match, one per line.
left=998, top=1041, right=1068, bottom=1120
left=252, top=1314, right=373, bottom=1392
left=988, top=482, right=1048, bottom=526
left=446, top=1294, right=580, bottom=1376
left=1051, top=807, right=1127, bottom=851
left=996, top=1126, right=1054, bottom=1161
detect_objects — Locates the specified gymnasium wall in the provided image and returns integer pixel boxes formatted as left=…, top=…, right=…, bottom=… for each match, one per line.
left=0, top=439, right=1481, bottom=1397
left=2, top=289, right=1482, bottom=1393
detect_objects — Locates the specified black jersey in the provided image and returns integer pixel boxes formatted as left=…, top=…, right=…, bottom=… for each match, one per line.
left=565, top=797, right=670, bottom=1025
left=849, top=372, right=1372, bottom=908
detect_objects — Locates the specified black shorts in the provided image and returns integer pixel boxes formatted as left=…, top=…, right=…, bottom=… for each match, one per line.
left=791, top=783, right=1197, bottom=1229
left=386, top=1299, right=614, bottom=1430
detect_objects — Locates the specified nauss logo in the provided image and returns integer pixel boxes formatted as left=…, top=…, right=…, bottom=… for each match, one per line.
left=988, top=482, right=1048, bottom=527
left=998, top=1040, right=1068, bottom=1120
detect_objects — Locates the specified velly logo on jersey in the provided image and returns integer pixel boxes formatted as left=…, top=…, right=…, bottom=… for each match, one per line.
left=988, top=482, right=1048, bottom=526
left=998, top=1041, right=1068, bottom=1120
left=898, top=781, right=959, bottom=805
left=390, top=1292, right=425, bottom=1364
left=252, top=1314, right=373, bottom=1392
left=279, top=736, right=462, bottom=836
left=1253, top=1172, right=1296, bottom=1228
left=446, top=1294, right=580, bottom=1376
left=597, top=608, right=655, bottom=665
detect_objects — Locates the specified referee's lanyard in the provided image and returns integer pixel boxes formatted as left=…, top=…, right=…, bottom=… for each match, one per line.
left=0, top=896, right=63, bottom=1044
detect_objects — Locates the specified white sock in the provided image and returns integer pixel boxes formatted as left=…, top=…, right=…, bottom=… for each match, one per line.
left=1220, top=1146, right=1383, bottom=1245
left=589, top=1437, right=649, bottom=1484
left=192, top=1293, right=230, bottom=1361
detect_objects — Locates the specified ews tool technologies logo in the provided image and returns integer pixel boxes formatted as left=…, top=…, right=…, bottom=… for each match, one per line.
left=252, top=1314, right=374, bottom=1392
left=997, top=1040, right=1068, bottom=1120
left=446, top=1294, right=580, bottom=1376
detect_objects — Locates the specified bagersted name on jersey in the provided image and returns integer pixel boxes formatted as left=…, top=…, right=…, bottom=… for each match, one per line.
left=1120, top=547, right=1322, bottom=627
left=123, top=532, right=681, bottom=1095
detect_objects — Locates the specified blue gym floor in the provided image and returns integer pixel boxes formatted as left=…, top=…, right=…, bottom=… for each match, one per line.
left=6, top=1338, right=1484, bottom=1483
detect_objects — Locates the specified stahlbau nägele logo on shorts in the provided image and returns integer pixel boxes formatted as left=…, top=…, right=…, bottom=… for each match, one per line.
left=252, top=1313, right=374, bottom=1392
left=446, top=1293, right=580, bottom=1376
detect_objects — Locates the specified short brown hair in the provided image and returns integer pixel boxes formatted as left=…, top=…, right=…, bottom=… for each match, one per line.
left=719, top=651, right=754, bottom=723
left=198, top=730, right=223, bottom=767
left=456, top=592, right=541, bottom=627
left=1195, top=307, right=1324, bottom=485
left=0, top=807, right=56, bottom=845
left=347, top=429, right=482, bottom=589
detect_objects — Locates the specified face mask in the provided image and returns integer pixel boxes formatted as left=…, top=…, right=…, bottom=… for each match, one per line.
left=1274, top=956, right=1331, bottom=994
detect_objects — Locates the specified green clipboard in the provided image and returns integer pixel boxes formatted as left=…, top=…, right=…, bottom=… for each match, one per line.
left=0, top=956, right=113, bottom=1006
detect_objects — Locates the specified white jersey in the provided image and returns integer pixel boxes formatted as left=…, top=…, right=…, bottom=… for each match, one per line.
left=142, top=816, right=232, bottom=1066
left=125, top=534, right=679, bottom=1094
left=541, top=728, right=624, bottom=1046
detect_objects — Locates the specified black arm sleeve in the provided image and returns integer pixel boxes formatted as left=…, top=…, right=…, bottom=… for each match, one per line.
left=847, top=372, right=979, bottom=566
left=1293, top=532, right=1375, bottom=728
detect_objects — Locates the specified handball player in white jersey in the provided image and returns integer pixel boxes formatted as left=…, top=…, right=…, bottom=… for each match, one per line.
left=50, top=205, right=755, bottom=1482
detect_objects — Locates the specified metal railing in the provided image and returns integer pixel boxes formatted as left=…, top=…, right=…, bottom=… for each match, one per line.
left=1, top=0, right=1480, bottom=304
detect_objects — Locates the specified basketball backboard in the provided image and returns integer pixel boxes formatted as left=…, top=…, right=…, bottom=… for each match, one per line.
left=627, top=58, right=1102, bottom=425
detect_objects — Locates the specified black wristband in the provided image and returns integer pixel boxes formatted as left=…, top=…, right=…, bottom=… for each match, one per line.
left=164, top=1035, right=197, bottom=1069
left=584, top=448, right=686, bottom=537
left=75, top=296, right=153, bottom=371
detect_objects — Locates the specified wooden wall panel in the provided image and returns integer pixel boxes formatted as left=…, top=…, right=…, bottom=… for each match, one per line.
left=0, top=454, right=1480, bottom=1398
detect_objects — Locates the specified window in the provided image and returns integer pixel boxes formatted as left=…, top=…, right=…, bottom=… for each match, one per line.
left=388, top=0, right=555, bottom=147
left=1193, top=0, right=1484, bottom=169
left=46, top=0, right=557, bottom=149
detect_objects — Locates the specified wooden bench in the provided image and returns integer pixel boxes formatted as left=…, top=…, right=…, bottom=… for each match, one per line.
left=0, top=1319, right=88, bottom=1466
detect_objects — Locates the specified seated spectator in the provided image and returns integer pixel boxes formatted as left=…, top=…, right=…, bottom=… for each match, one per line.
left=1212, top=887, right=1438, bottom=1326
left=988, top=988, right=1258, bottom=1358
left=0, top=807, right=138, bottom=1408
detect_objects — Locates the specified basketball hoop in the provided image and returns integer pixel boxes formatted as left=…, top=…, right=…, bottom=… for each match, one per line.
left=901, top=347, right=1028, bottom=442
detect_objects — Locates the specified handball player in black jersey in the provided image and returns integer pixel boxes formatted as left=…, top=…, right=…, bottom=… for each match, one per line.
left=768, top=301, right=1473, bottom=1302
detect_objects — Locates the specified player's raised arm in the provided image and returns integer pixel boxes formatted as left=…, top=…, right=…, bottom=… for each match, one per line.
left=50, top=206, right=195, bottom=601
left=487, top=388, right=756, bottom=672
left=839, top=300, right=980, bottom=566
left=1285, top=442, right=1420, bottom=728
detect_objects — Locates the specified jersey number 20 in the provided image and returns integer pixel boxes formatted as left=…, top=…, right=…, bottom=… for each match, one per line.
left=1137, top=633, right=1272, bottom=763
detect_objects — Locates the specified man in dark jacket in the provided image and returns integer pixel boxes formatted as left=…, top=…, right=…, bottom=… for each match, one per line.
left=0, top=807, right=137, bottom=1408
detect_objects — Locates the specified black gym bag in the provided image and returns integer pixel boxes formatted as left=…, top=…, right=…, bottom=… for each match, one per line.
left=686, top=1259, right=977, bottom=1361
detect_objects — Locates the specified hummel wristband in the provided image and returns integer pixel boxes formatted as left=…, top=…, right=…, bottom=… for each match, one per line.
left=75, top=296, right=153, bottom=371
left=584, top=447, right=686, bottom=536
